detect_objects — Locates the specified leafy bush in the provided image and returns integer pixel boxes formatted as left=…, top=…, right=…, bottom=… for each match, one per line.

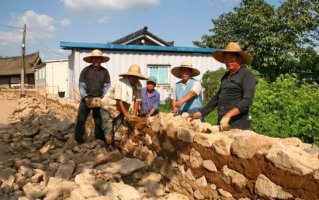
left=201, top=69, right=319, bottom=144
left=159, top=97, right=172, bottom=113
left=251, top=74, right=319, bottom=144
left=202, top=67, right=227, bottom=99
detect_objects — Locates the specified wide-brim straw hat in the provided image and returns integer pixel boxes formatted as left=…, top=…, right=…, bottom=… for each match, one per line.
left=83, top=49, right=110, bottom=63
left=119, top=64, right=147, bottom=80
left=171, top=61, right=200, bottom=78
left=212, top=42, right=252, bottom=64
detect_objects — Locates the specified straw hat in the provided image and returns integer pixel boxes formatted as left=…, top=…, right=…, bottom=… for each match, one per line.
left=171, top=61, right=200, bottom=78
left=119, top=64, right=147, bottom=80
left=212, top=42, right=252, bottom=64
left=83, top=49, right=110, bottom=63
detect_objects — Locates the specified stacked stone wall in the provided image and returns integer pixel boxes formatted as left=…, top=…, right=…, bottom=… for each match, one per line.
left=1, top=89, right=318, bottom=199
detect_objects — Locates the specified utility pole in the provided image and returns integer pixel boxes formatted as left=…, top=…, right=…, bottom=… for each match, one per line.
left=21, top=24, right=26, bottom=97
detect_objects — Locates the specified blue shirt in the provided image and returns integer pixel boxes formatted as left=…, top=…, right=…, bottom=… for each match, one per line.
left=175, top=78, right=202, bottom=115
left=140, top=87, right=160, bottom=115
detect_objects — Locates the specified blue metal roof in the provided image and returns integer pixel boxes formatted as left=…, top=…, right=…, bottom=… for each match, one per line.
left=60, top=41, right=216, bottom=54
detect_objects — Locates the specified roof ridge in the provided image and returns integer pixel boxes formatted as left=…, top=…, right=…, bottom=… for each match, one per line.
left=111, top=26, right=174, bottom=46
left=0, top=51, right=39, bottom=60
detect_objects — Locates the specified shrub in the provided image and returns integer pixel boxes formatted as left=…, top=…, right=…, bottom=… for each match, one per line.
left=202, top=67, right=227, bottom=99
left=251, top=74, right=319, bottom=144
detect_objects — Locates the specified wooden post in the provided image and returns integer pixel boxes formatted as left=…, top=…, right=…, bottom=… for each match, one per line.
left=20, top=24, right=26, bottom=97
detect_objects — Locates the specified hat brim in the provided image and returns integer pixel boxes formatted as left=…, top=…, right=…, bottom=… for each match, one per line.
left=83, top=56, right=110, bottom=63
left=146, top=80, right=157, bottom=85
left=212, top=50, right=252, bottom=64
left=171, top=66, right=200, bottom=79
left=119, top=73, right=147, bottom=80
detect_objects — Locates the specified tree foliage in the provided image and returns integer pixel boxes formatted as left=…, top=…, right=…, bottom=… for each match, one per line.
left=194, top=0, right=319, bottom=82
left=251, top=74, right=319, bottom=144
left=202, top=67, right=227, bottom=99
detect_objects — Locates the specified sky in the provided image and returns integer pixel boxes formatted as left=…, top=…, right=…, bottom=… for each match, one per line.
left=0, top=0, right=281, bottom=61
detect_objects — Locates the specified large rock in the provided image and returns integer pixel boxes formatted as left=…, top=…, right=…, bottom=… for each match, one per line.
left=190, top=148, right=203, bottom=168
left=231, top=131, right=275, bottom=158
left=0, top=168, right=15, bottom=187
left=211, top=135, right=233, bottom=156
left=139, top=172, right=162, bottom=185
left=96, top=158, right=146, bottom=176
left=54, top=161, right=75, bottom=180
left=22, top=125, right=40, bottom=137
left=23, top=182, right=47, bottom=200
left=202, top=160, right=217, bottom=172
left=103, top=182, right=142, bottom=200
left=255, top=174, right=293, bottom=199
left=222, top=165, right=247, bottom=188
left=166, top=192, right=189, bottom=200
left=266, top=142, right=319, bottom=175
left=177, top=127, right=195, bottom=143
left=93, top=149, right=123, bottom=167
left=55, top=118, right=74, bottom=132
left=75, top=172, right=95, bottom=185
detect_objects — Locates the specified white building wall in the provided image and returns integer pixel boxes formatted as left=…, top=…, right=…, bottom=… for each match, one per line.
left=69, top=50, right=224, bottom=100
left=35, top=59, right=69, bottom=97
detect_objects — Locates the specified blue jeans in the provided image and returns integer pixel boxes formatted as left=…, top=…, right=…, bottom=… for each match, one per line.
left=74, top=100, right=104, bottom=143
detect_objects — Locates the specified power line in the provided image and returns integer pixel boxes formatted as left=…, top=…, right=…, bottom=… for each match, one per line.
left=27, top=31, right=68, bottom=57
left=0, top=24, right=24, bottom=29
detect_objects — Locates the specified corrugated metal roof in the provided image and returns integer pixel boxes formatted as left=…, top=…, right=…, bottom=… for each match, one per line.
left=60, top=41, right=218, bottom=54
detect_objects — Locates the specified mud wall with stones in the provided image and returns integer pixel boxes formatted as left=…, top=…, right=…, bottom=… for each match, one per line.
left=1, top=89, right=319, bottom=199
left=119, top=114, right=319, bottom=199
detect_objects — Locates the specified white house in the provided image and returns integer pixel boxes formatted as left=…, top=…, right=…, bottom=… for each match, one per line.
left=34, top=59, right=69, bottom=97
left=60, top=27, right=224, bottom=101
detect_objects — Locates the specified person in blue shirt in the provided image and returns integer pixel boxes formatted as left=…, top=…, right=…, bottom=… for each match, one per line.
left=139, top=76, right=160, bottom=117
left=171, top=61, right=203, bottom=119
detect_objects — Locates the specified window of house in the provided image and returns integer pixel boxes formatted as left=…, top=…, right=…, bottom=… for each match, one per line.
left=147, top=65, right=170, bottom=85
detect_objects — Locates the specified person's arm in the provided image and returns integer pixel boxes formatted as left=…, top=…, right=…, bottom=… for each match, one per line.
left=175, top=81, right=202, bottom=108
left=172, top=99, right=178, bottom=114
left=133, top=100, right=140, bottom=116
left=148, top=108, right=156, bottom=117
left=79, top=67, right=88, bottom=99
left=118, top=100, right=130, bottom=119
left=103, top=70, right=111, bottom=97
left=149, top=93, right=160, bottom=116
left=199, top=88, right=220, bottom=117
left=233, top=71, right=257, bottom=113
left=175, top=91, right=197, bottom=108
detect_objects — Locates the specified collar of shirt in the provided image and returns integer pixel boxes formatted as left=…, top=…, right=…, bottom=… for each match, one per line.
left=228, top=66, right=244, bottom=78
left=89, top=65, right=103, bottom=71
left=143, top=88, right=157, bottom=98
left=181, top=79, right=191, bottom=86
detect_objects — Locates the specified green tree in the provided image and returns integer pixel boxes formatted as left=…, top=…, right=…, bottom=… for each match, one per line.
left=202, top=67, right=227, bottom=99
left=193, top=0, right=319, bottom=82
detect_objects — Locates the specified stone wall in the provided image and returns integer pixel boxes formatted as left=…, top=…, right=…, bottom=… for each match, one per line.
left=119, top=114, right=319, bottom=199
left=1, top=89, right=319, bottom=199
left=0, top=89, right=78, bottom=120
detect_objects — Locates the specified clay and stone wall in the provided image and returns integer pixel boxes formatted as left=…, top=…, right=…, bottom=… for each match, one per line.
left=120, top=113, right=319, bottom=199
left=1, top=89, right=319, bottom=199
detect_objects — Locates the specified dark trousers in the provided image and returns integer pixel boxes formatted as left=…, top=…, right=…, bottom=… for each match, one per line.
left=74, top=100, right=104, bottom=143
